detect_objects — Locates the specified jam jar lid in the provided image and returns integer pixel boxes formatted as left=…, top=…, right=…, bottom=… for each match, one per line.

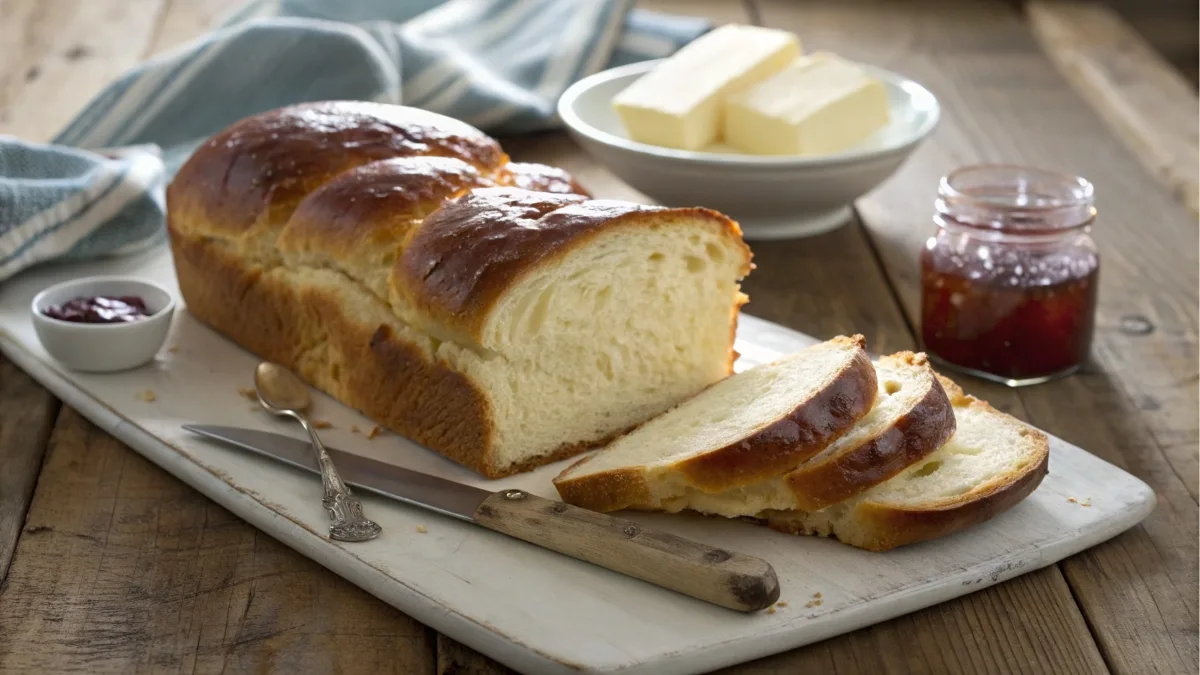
left=936, top=164, right=1096, bottom=234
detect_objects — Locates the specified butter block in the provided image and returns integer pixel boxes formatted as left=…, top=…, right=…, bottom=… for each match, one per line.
left=723, top=53, right=890, bottom=156
left=613, top=24, right=801, bottom=151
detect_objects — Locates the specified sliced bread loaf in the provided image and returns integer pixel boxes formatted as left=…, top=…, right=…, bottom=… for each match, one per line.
left=553, top=336, right=878, bottom=512
left=761, top=376, right=1050, bottom=551
left=656, top=352, right=956, bottom=516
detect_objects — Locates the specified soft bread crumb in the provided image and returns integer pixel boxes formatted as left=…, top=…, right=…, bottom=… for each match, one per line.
left=805, top=598, right=824, bottom=608
left=1067, top=496, right=1077, bottom=503
left=137, top=389, right=157, bottom=402
left=367, top=426, right=382, bottom=440
left=813, top=592, right=822, bottom=599
left=237, top=387, right=258, bottom=400
left=351, top=425, right=361, bottom=434
left=312, top=420, right=332, bottom=429
left=766, top=606, right=776, bottom=614
left=416, top=525, right=428, bottom=533
left=776, top=601, right=788, bottom=607
left=1081, top=498, right=1092, bottom=507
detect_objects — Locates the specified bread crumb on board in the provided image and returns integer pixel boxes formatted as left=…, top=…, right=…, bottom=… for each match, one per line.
left=416, top=525, right=428, bottom=534
left=351, top=425, right=361, bottom=434
left=137, top=389, right=157, bottom=402
left=237, top=387, right=258, bottom=401
left=766, top=606, right=776, bottom=615
left=367, top=425, right=382, bottom=440
left=804, top=599, right=824, bottom=609
left=312, top=420, right=332, bottom=429
left=813, top=592, right=822, bottom=599
left=776, top=601, right=788, bottom=608
left=1067, top=496, right=1093, bottom=507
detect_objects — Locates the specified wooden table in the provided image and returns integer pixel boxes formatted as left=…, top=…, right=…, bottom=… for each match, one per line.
left=1, top=1, right=1196, bottom=673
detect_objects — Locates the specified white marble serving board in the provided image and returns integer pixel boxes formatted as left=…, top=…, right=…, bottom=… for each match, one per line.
left=0, top=246, right=1155, bottom=675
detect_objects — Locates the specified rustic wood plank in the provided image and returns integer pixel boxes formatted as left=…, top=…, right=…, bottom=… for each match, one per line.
left=0, top=0, right=168, bottom=142
left=753, top=2, right=1199, bottom=674
left=0, top=407, right=436, bottom=674
left=436, top=633, right=516, bottom=675
left=716, top=566, right=1107, bottom=674
left=1028, top=0, right=1199, bottom=215
left=0, top=355, right=59, bottom=582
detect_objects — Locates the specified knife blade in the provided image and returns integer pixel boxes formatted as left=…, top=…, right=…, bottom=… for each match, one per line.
left=184, top=425, right=491, bottom=521
left=183, top=424, right=781, bottom=612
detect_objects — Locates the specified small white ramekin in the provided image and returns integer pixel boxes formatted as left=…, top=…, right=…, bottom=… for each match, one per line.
left=31, top=275, right=176, bottom=372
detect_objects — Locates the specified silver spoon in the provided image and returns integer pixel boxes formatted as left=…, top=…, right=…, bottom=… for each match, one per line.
left=254, top=362, right=382, bottom=542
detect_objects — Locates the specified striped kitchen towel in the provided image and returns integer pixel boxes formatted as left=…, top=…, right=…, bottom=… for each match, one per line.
left=0, top=0, right=708, bottom=282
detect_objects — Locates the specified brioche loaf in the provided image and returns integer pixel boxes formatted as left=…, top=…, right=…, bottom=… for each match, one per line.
left=762, top=375, right=1050, bottom=551
left=553, top=336, right=879, bottom=511
left=167, top=102, right=752, bottom=477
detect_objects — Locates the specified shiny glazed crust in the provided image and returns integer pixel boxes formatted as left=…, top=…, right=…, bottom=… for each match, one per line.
left=167, top=101, right=750, bottom=477
left=783, top=352, right=957, bottom=511
left=553, top=336, right=879, bottom=511
left=764, top=376, right=1050, bottom=551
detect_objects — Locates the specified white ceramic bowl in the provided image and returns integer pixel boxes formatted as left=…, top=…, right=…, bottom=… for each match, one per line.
left=31, top=276, right=175, bottom=372
left=558, top=59, right=940, bottom=240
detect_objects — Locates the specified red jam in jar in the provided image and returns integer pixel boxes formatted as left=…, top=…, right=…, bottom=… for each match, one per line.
left=920, top=166, right=1099, bottom=386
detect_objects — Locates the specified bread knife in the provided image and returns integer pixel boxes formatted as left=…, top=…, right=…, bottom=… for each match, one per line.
left=183, top=424, right=780, bottom=612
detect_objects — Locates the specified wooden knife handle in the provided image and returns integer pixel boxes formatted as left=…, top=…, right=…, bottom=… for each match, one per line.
left=473, top=490, right=780, bottom=612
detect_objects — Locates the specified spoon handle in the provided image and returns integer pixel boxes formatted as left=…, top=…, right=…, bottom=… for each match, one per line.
left=294, top=413, right=382, bottom=542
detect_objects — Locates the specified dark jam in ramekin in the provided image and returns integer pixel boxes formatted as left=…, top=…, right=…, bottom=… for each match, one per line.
left=42, top=296, right=151, bottom=324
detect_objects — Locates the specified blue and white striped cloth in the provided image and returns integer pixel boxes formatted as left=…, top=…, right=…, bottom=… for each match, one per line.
left=0, top=0, right=708, bottom=282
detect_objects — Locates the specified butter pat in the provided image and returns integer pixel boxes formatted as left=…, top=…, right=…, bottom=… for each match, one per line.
left=724, top=53, right=890, bottom=156
left=613, top=24, right=800, bottom=151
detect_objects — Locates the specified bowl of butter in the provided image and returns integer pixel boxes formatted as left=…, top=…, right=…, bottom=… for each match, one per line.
left=558, top=24, right=939, bottom=240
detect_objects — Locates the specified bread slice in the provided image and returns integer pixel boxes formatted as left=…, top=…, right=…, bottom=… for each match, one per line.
left=761, top=376, right=1050, bottom=551
left=654, top=352, right=956, bottom=516
left=553, top=336, right=878, bottom=511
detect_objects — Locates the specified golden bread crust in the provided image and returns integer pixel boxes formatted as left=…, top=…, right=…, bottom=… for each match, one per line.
left=764, top=373, right=1051, bottom=551
left=783, top=351, right=957, bottom=511
left=503, top=162, right=592, bottom=196
left=167, top=101, right=507, bottom=241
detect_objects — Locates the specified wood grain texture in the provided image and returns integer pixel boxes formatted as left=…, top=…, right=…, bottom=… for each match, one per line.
left=0, top=407, right=436, bottom=674
left=715, top=566, right=1108, bottom=674
left=0, top=355, right=59, bottom=582
left=1028, top=0, right=1199, bottom=215
left=0, top=0, right=167, bottom=142
left=437, top=633, right=516, bottom=675
left=753, top=1, right=1198, bottom=673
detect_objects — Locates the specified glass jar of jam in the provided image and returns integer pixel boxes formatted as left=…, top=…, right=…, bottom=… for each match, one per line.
left=920, top=165, right=1099, bottom=386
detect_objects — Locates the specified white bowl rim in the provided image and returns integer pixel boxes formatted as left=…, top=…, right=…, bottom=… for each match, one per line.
left=31, top=274, right=176, bottom=329
left=558, top=58, right=941, bottom=168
